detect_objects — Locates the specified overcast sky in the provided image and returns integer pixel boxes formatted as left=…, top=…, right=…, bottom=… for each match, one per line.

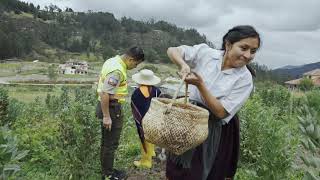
left=23, top=0, right=320, bottom=69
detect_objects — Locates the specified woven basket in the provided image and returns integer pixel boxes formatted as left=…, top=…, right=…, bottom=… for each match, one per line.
left=142, top=80, right=209, bottom=155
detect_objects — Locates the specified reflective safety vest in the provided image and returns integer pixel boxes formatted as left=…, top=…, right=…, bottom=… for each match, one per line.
left=97, top=55, right=128, bottom=103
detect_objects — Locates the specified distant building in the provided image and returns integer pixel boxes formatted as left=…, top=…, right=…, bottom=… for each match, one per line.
left=285, top=69, right=320, bottom=90
left=58, top=60, right=89, bottom=75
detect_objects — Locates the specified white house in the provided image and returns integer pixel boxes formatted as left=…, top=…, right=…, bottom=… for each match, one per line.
left=59, top=60, right=89, bottom=75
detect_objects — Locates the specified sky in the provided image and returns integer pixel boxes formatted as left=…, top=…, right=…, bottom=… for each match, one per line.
left=22, top=0, right=320, bottom=69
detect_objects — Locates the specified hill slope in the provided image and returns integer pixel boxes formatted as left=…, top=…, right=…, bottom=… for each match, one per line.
left=272, top=61, right=320, bottom=79
left=0, top=0, right=212, bottom=63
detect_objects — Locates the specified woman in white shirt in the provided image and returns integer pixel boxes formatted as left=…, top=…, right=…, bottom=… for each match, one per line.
left=166, top=25, right=261, bottom=180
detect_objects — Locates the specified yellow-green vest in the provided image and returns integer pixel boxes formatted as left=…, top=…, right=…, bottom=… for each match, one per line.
left=97, top=55, right=128, bottom=103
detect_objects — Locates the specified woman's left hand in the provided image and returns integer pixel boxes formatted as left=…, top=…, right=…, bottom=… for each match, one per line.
left=185, top=72, right=204, bottom=88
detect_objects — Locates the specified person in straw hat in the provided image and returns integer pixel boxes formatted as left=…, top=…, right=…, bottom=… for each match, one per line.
left=130, top=69, right=161, bottom=168
left=166, top=25, right=261, bottom=180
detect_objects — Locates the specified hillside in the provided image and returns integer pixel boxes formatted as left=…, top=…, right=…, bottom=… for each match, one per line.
left=0, top=0, right=212, bottom=63
left=272, top=61, right=320, bottom=80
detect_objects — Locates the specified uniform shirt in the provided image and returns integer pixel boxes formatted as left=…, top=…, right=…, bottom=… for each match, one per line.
left=101, top=70, right=122, bottom=94
left=178, top=43, right=253, bottom=124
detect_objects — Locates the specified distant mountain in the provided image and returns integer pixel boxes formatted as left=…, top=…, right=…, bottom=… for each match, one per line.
left=272, top=62, right=320, bottom=79
left=276, top=65, right=302, bottom=70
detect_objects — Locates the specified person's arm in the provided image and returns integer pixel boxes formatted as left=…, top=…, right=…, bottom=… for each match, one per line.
left=167, top=44, right=209, bottom=78
left=185, top=72, right=227, bottom=119
left=167, top=47, right=190, bottom=77
left=99, top=92, right=112, bottom=131
left=99, top=71, right=121, bottom=131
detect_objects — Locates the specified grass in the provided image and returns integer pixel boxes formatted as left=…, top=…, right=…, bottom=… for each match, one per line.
left=0, top=62, right=49, bottom=77
left=4, top=85, right=58, bottom=103
left=3, top=84, right=89, bottom=103
left=6, top=11, right=34, bottom=19
left=0, top=63, right=21, bottom=69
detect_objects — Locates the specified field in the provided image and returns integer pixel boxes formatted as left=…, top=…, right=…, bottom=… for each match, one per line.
left=1, top=62, right=320, bottom=180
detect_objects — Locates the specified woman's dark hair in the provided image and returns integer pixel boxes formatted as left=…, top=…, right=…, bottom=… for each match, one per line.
left=221, top=25, right=261, bottom=51
left=126, top=46, right=145, bottom=62
left=221, top=25, right=261, bottom=77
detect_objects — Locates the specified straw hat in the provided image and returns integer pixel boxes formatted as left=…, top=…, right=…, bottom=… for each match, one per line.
left=132, top=69, right=161, bottom=85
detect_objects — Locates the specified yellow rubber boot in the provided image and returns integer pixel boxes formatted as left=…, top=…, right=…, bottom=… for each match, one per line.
left=146, top=142, right=156, bottom=157
left=133, top=143, right=153, bottom=168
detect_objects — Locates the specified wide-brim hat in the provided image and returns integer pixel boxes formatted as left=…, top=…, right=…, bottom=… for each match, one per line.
left=132, top=69, right=161, bottom=85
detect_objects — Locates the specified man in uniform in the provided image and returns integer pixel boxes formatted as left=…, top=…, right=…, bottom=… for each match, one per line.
left=96, top=47, right=144, bottom=180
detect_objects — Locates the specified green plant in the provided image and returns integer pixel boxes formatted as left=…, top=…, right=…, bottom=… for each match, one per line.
left=12, top=97, right=59, bottom=175
left=47, top=64, right=58, bottom=82
left=0, top=125, right=29, bottom=179
left=56, top=96, right=100, bottom=179
left=0, top=87, right=9, bottom=126
left=258, top=84, right=291, bottom=112
left=299, top=77, right=314, bottom=91
left=297, top=104, right=320, bottom=179
left=239, top=94, right=299, bottom=179
left=7, top=98, right=25, bottom=126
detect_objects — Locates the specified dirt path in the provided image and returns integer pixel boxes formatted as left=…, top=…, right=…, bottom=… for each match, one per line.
left=126, top=158, right=166, bottom=180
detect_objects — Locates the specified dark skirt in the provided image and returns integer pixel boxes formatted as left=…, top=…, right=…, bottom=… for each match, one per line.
left=166, top=115, right=240, bottom=180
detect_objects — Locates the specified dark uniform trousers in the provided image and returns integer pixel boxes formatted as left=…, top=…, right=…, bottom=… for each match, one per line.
left=96, top=100, right=123, bottom=176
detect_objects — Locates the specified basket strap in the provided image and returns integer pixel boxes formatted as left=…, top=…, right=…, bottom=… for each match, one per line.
left=184, top=83, right=189, bottom=104
left=166, top=75, right=188, bottom=112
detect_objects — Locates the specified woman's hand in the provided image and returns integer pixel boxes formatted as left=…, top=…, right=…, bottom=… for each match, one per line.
left=185, top=72, right=204, bottom=88
left=178, top=64, right=191, bottom=78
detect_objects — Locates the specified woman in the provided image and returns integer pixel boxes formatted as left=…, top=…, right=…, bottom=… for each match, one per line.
left=166, top=25, right=261, bottom=180
left=131, top=69, right=161, bottom=168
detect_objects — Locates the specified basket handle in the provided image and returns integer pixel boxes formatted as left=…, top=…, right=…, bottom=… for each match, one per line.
left=165, top=74, right=189, bottom=113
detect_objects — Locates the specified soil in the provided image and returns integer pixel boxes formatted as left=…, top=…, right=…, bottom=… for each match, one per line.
left=126, top=148, right=167, bottom=180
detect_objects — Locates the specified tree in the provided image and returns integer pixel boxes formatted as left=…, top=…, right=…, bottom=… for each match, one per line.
left=300, top=77, right=314, bottom=91
left=48, top=64, right=58, bottom=82
left=0, top=30, right=9, bottom=59
left=102, top=45, right=115, bottom=60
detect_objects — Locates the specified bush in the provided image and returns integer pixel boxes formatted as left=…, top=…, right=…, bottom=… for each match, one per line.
left=299, top=77, right=314, bottom=91
left=238, top=94, right=299, bottom=179
left=7, top=98, right=25, bottom=126
left=0, top=125, right=29, bottom=179
left=257, top=83, right=290, bottom=111
left=13, top=97, right=59, bottom=175
left=56, top=102, right=100, bottom=179
left=296, top=103, right=320, bottom=179
left=305, top=90, right=320, bottom=114
left=0, top=87, right=9, bottom=126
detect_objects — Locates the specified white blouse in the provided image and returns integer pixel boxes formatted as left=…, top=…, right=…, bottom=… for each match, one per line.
left=178, top=43, right=253, bottom=124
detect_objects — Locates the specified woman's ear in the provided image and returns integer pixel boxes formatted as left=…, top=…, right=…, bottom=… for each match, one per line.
left=225, top=41, right=232, bottom=52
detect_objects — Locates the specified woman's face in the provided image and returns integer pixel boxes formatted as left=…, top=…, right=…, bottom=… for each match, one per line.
left=225, top=37, right=259, bottom=68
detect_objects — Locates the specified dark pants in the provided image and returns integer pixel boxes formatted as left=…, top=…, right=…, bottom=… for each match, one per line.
left=166, top=115, right=240, bottom=180
left=96, top=100, right=123, bottom=176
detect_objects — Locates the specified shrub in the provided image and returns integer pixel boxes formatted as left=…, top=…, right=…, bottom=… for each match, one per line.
left=297, top=104, right=320, bottom=179
left=299, top=77, right=314, bottom=91
left=239, top=94, right=299, bottom=179
left=13, top=97, right=59, bottom=174
left=0, top=125, right=29, bottom=179
left=0, top=87, right=9, bottom=126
